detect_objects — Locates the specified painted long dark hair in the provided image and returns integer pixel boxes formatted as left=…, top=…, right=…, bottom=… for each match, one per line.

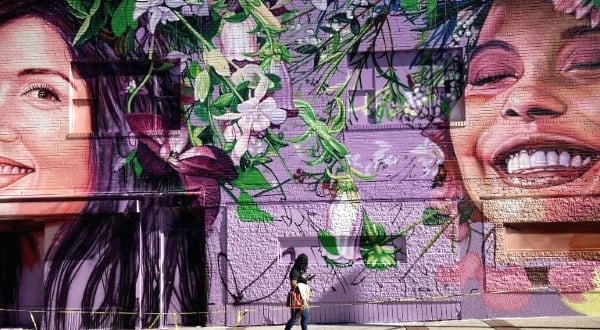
left=0, top=1, right=212, bottom=328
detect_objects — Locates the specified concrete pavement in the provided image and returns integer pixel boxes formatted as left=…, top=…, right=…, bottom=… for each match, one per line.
left=169, top=315, right=600, bottom=330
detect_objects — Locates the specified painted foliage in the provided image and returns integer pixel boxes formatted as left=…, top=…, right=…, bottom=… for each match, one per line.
left=0, top=0, right=599, bottom=329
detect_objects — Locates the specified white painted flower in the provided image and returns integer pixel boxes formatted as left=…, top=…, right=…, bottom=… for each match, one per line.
left=411, top=138, right=445, bottom=179
left=321, top=185, right=362, bottom=266
left=232, top=64, right=268, bottom=98
left=214, top=94, right=286, bottom=164
left=347, top=140, right=400, bottom=176
left=247, top=136, right=267, bottom=156
left=219, top=18, right=259, bottom=62
left=134, top=0, right=180, bottom=33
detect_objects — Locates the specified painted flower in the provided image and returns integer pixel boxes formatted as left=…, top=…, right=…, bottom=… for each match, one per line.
left=554, top=0, right=600, bottom=27
left=219, top=18, right=259, bottom=62
left=320, top=181, right=362, bottom=267
left=167, top=0, right=203, bottom=16
left=120, top=80, right=148, bottom=96
left=410, top=137, right=445, bottom=179
left=214, top=66, right=286, bottom=164
left=215, top=96, right=286, bottom=165
left=126, top=113, right=237, bottom=179
left=166, top=51, right=190, bottom=73
left=268, top=61, right=296, bottom=113
left=134, top=0, right=180, bottom=33
left=232, top=64, right=268, bottom=97
left=126, top=113, right=237, bottom=229
left=347, top=140, right=401, bottom=177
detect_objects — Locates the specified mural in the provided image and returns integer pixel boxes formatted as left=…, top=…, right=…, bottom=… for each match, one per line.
left=0, top=0, right=599, bottom=328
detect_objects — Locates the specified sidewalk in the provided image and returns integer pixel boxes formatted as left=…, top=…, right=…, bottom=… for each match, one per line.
left=174, top=315, right=600, bottom=330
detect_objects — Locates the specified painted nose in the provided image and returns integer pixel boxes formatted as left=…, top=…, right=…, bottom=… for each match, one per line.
left=501, top=86, right=567, bottom=122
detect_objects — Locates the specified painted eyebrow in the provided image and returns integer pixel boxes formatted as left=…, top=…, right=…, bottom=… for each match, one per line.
left=17, top=68, right=76, bottom=90
left=562, top=25, right=600, bottom=39
left=469, top=40, right=516, bottom=61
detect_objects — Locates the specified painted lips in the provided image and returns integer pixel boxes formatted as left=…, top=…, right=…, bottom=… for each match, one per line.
left=0, top=163, right=33, bottom=175
left=0, top=158, right=34, bottom=189
left=493, top=145, right=597, bottom=188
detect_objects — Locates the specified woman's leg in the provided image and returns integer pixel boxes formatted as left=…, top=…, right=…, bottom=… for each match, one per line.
left=284, top=309, right=301, bottom=330
left=300, top=308, right=309, bottom=330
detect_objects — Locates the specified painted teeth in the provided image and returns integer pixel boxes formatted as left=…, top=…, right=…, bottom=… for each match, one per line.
left=505, top=149, right=594, bottom=174
left=0, top=164, right=32, bottom=175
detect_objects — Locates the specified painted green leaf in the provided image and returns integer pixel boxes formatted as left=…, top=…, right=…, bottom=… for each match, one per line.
left=73, top=9, right=107, bottom=45
left=594, top=0, right=600, bottom=9
left=332, top=34, right=341, bottom=52
left=111, top=0, right=135, bottom=37
left=333, top=13, right=353, bottom=24
left=427, top=0, right=437, bottom=14
left=189, top=61, right=200, bottom=78
left=66, top=0, right=88, bottom=17
left=400, top=0, right=419, bottom=11
left=264, top=131, right=288, bottom=150
left=194, top=70, right=211, bottom=102
left=295, top=100, right=317, bottom=121
left=237, top=191, right=273, bottom=222
left=458, top=203, right=474, bottom=224
left=421, top=207, right=452, bottom=226
left=212, top=93, right=236, bottom=108
left=324, top=137, right=349, bottom=157
left=288, top=130, right=312, bottom=144
left=329, top=97, right=346, bottom=133
left=350, top=18, right=360, bottom=35
left=295, top=44, right=319, bottom=55
left=193, top=102, right=210, bottom=122
left=317, top=230, right=340, bottom=256
left=319, top=26, right=338, bottom=34
left=204, top=49, right=231, bottom=77
left=73, top=16, right=92, bottom=46
left=89, top=0, right=102, bottom=15
left=231, top=168, right=272, bottom=190
left=224, top=11, right=249, bottom=23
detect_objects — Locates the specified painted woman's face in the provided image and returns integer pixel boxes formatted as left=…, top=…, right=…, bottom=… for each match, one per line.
left=452, top=0, right=600, bottom=222
left=0, top=16, right=92, bottom=217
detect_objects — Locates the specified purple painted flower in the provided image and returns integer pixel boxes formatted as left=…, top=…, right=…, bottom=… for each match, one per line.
left=219, top=18, right=259, bottom=62
left=268, top=61, right=296, bottom=113
left=120, top=80, right=149, bottom=96
left=134, top=0, right=180, bottom=34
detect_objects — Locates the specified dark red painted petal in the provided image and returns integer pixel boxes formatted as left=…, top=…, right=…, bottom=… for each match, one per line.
left=172, top=146, right=237, bottom=180
left=179, top=175, right=221, bottom=231
left=137, top=143, right=173, bottom=175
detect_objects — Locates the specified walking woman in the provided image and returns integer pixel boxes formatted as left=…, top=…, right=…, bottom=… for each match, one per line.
left=284, top=254, right=314, bottom=330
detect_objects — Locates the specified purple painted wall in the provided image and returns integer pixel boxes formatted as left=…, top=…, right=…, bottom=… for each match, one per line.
left=0, top=0, right=599, bottom=329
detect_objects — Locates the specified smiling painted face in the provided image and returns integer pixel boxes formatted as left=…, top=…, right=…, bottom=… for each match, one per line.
left=0, top=16, right=92, bottom=217
left=451, top=0, right=600, bottom=222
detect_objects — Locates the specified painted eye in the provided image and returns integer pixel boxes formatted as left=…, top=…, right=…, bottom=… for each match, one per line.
left=470, top=72, right=519, bottom=86
left=22, top=84, right=61, bottom=102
